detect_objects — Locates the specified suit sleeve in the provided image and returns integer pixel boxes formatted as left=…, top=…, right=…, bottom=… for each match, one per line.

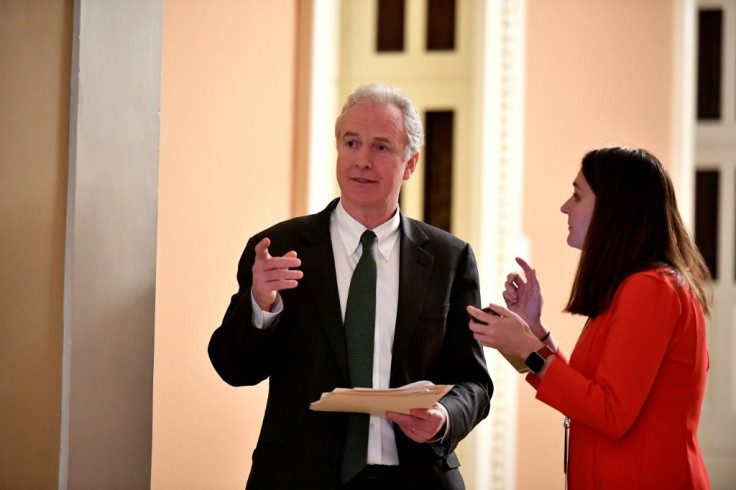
left=208, top=234, right=282, bottom=386
left=534, top=274, right=682, bottom=439
left=431, top=244, right=493, bottom=456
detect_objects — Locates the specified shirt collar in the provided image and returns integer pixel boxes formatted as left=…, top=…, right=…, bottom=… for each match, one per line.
left=335, top=200, right=401, bottom=262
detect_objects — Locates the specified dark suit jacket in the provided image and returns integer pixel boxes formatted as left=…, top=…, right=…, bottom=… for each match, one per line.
left=208, top=199, right=493, bottom=490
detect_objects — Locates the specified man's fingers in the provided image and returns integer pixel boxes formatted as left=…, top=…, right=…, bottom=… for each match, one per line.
left=258, top=267, right=304, bottom=283
left=261, top=279, right=301, bottom=291
left=259, top=256, right=301, bottom=270
left=409, top=406, right=441, bottom=422
left=386, top=412, right=429, bottom=440
left=255, top=263, right=302, bottom=282
left=254, top=237, right=271, bottom=260
left=253, top=240, right=301, bottom=271
left=252, top=240, right=303, bottom=296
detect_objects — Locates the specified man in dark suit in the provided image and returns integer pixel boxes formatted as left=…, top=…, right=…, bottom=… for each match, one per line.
left=208, top=82, right=493, bottom=489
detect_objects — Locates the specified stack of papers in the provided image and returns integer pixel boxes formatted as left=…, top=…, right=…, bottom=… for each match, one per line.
left=310, top=381, right=453, bottom=417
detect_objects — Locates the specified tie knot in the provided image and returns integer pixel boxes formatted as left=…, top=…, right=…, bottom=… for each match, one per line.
left=360, top=230, right=376, bottom=251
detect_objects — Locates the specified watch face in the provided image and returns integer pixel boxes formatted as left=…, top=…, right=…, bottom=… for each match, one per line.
left=524, top=352, right=545, bottom=373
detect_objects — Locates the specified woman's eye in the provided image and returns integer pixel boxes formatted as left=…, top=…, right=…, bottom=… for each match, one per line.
left=376, top=144, right=387, bottom=151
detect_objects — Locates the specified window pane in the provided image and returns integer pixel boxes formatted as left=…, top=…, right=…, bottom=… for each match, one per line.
left=695, top=170, right=719, bottom=279
left=426, top=0, right=456, bottom=51
left=423, top=111, right=454, bottom=232
left=697, top=9, right=722, bottom=120
left=376, top=0, right=405, bottom=52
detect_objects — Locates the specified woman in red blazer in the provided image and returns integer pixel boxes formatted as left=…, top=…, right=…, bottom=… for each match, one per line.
left=468, top=147, right=712, bottom=489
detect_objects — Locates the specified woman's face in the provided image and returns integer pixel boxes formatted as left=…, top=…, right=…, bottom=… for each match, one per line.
left=560, top=169, right=596, bottom=250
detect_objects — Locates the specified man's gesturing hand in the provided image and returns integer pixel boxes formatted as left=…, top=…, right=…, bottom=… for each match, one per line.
left=251, top=237, right=303, bottom=312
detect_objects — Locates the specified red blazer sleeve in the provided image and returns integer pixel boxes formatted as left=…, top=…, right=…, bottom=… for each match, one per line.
left=525, top=350, right=568, bottom=390
left=532, top=273, right=683, bottom=439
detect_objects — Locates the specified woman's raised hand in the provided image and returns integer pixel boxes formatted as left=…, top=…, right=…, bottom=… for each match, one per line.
left=502, top=257, right=544, bottom=333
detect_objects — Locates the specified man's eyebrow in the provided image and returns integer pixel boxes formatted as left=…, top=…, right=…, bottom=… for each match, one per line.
left=340, top=131, right=394, bottom=147
left=373, top=136, right=392, bottom=144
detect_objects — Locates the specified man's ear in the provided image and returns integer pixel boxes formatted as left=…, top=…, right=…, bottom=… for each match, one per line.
left=403, top=152, right=419, bottom=181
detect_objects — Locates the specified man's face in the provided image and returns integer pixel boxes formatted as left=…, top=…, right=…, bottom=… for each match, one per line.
left=336, top=102, right=418, bottom=224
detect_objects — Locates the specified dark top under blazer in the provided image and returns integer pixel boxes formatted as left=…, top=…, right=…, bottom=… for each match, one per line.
left=209, top=199, right=493, bottom=490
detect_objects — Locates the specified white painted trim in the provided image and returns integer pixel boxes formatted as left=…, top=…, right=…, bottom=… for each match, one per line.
left=308, top=0, right=341, bottom=214
left=59, top=1, right=162, bottom=487
left=470, top=1, right=527, bottom=488
left=694, top=1, right=736, bottom=486
left=58, top=1, right=82, bottom=484
left=672, top=0, right=697, bottom=229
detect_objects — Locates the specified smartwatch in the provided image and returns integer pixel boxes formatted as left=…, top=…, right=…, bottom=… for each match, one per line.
left=524, top=346, right=556, bottom=373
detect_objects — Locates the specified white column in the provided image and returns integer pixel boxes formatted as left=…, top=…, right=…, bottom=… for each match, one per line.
left=60, top=1, right=163, bottom=488
left=468, top=0, right=527, bottom=489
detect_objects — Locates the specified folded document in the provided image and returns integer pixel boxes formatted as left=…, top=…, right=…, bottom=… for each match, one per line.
left=309, top=380, right=453, bottom=417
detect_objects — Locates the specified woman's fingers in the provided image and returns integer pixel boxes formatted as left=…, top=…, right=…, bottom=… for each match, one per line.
left=502, top=290, right=518, bottom=306
left=515, top=256, right=533, bottom=272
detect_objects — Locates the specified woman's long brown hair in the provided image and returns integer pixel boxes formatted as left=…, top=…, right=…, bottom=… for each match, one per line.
left=565, top=147, right=711, bottom=317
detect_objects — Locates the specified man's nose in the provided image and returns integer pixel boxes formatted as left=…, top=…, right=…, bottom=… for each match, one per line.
left=355, top=148, right=373, bottom=167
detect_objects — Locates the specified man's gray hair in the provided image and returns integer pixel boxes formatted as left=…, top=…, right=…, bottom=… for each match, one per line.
left=334, top=82, right=425, bottom=160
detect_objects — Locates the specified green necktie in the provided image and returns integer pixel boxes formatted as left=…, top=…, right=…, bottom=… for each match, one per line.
left=340, top=230, right=377, bottom=483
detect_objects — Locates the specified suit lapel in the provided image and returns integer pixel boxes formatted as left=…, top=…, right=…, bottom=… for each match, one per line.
left=391, top=214, right=434, bottom=383
left=300, top=205, right=437, bottom=385
left=298, top=199, right=349, bottom=382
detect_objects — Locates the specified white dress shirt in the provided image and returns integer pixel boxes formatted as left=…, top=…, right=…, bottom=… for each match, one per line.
left=331, top=200, right=401, bottom=465
left=251, top=201, right=442, bottom=465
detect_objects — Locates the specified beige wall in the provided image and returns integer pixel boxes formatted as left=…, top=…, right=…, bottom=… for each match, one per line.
left=153, top=2, right=678, bottom=488
left=519, top=1, right=675, bottom=488
left=0, top=0, right=682, bottom=488
left=0, top=0, right=72, bottom=487
left=152, top=1, right=297, bottom=488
